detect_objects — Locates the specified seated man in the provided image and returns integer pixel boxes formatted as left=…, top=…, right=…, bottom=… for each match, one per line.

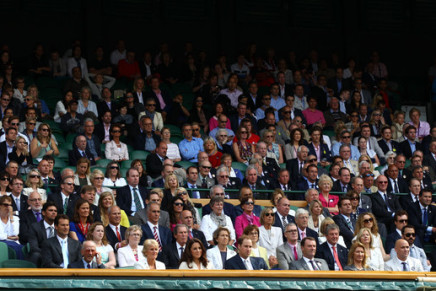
left=315, top=224, right=348, bottom=270
left=68, top=240, right=106, bottom=269
left=276, top=223, right=302, bottom=270
left=224, top=235, right=268, bottom=270
left=160, top=224, right=189, bottom=269
left=68, top=135, right=96, bottom=166
left=145, top=142, right=168, bottom=179
left=116, top=168, right=148, bottom=222
left=202, top=185, right=236, bottom=223
left=209, top=114, right=235, bottom=146
left=139, top=202, right=172, bottom=250
left=134, top=190, right=170, bottom=228
left=385, top=239, right=423, bottom=271
left=332, top=197, right=355, bottom=249
left=294, top=208, right=319, bottom=244
left=60, top=100, right=84, bottom=135
left=233, top=187, right=262, bottom=217
left=289, top=237, right=329, bottom=270
left=242, top=165, right=268, bottom=200
left=407, top=189, right=436, bottom=245
left=273, top=197, right=295, bottom=233
left=179, top=123, right=204, bottom=163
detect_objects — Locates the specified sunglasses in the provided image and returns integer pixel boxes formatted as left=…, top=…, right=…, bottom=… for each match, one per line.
left=41, top=128, right=50, bottom=132
left=2, top=98, right=11, bottom=102
left=350, top=197, right=359, bottom=201
left=378, top=181, right=388, bottom=184
left=342, top=136, right=351, bottom=139
left=193, top=128, right=200, bottom=132
left=363, top=218, right=373, bottom=223
left=178, top=192, right=188, bottom=195
left=308, top=159, right=317, bottom=162
left=1, top=203, right=12, bottom=207
left=263, top=98, right=271, bottom=101
left=283, top=111, right=291, bottom=114
left=363, top=173, right=375, bottom=177
left=10, top=122, right=19, bottom=126
left=405, top=233, right=416, bottom=237
left=30, top=175, right=40, bottom=178
left=28, top=123, right=36, bottom=125
left=110, top=166, right=119, bottom=169
left=0, top=177, right=10, bottom=181
left=64, top=182, right=74, bottom=186
left=94, top=177, right=104, bottom=180
left=241, top=131, right=248, bottom=134
left=112, top=130, right=121, bottom=133
left=201, top=166, right=211, bottom=169
left=244, top=201, right=254, bottom=205
left=398, top=219, right=408, bottom=223
left=174, top=202, right=184, bottom=206
left=264, top=213, right=274, bottom=217
left=351, top=115, right=358, bottom=117
left=146, top=104, right=156, bottom=107
left=219, top=175, right=229, bottom=178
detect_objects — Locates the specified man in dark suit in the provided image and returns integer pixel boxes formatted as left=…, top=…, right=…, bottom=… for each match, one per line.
left=399, top=126, right=422, bottom=159
left=295, top=209, right=319, bottom=246
left=65, top=185, right=101, bottom=222
left=68, top=135, right=96, bottom=166
left=139, top=51, right=157, bottom=79
left=286, top=146, right=308, bottom=183
left=399, top=178, right=421, bottom=210
left=256, top=141, right=280, bottom=180
left=0, top=127, right=16, bottom=168
left=105, top=205, right=127, bottom=252
left=395, top=154, right=412, bottom=181
left=28, top=201, right=58, bottom=267
left=285, top=95, right=306, bottom=124
left=140, top=202, right=172, bottom=249
left=385, top=210, right=422, bottom=253
left=296, top=164, right=319, bottom=193
left=407, top=189, right=436, bottom=245
left=229, top=103, right=257, bottom=133
left=273, top=197, right=295, bottom=234
left=181, top=209, right=207, bottom=248
left=315, top=224, right=348, bottom=270
left=386, top=165, right=409, bottom=194
left=331, top=167, right=351, bottom=193
left=423, top=140, right=436, bottom=173
left=97, top=89, right=117, bottom=119
left=224, top=235, right=268, bottom=270
left=41, top=214, right=82, bottom=268
left=378, top=126, right=400, bottom=155
left=9, top=176, right=28, bottom=215
left=144, top=76, right=172, bottom=112
left=242, top=165, right=268, bottom=200
left=159, top=224, right=189, bottom=269
left=202, top=185, right=236, bottom=223
left=370, top=175, right=402, bottom=232
left=327, top=68, right=351, bottom=97
left=94, top=110, right=112, bottom=142
left=134, top=191, right=170, bottom=228
left=145, top=142, right=168, bottom=179
left=19, top=191, right=43, bottom=244
left=116, top=168, right=148, bottom=220
left=289, top=237, right=329, bottom=271
left=349, top=177, right=372, bottom=213
left=68, top=240, right=106, bottom=269
left=323, top=97, right=348, bottom=130
left=332, top=197, right=356, bottom=249
left=47, top=176, right=79, bottom=216
left=272, top=169, right=295, bottom=194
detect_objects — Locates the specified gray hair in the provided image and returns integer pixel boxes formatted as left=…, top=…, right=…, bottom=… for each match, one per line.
left=326, top=223, right=340, bottom=234
left=245, top=165, right=258, bottom=177
left=304, top=188, right=319, bottom=199
left=359, top=160, right=370, bottom=168
left=295, top=208, right=309, bottom=219
left=297, top=145, right=308, bottom=153
left=216, top=166, right=229, bottom=176
left=84, top=118, right=94, bottom=124
left=216, top=128, right=228, bottom=138
left=210, top=185, right=224, bottom=196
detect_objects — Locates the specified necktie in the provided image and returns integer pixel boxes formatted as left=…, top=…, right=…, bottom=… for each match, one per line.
left=87, top=263, right=91, bottom=269
left=366, top=188, right=371, bottom=194
left=244, top=259, right=253, bottom=270
left=116, top=226, right=121, bottom=242
left=179, top=247, right=184, bottom=258
left=36, top=212, right=42, bottom=222
left=394, top=180, right=399, bottom=193
left=191, top=185, right=200, bottom=199
left=81, top=151, right=86, bottom=157
left=189, top=231, right=193, bottom=240
left=332, top=246, right=343, bottom=271
left=282, top=216, right=287, bottom=230
left=299, top=162, right=303, bottom=173
left=342, top=186, right=346, bottom=192
left=133, top=188, right=143, bottom=211
left=15, top=198, right=20, bottom=211
left=402, top=262, right=408, bottom=271
left=61, top=240, right=69, bottom=268
left=201, top=178, right=207, bottom=188
left=43, top=178, right=48, bottom=186
left=301, top=231, right=306, bottom=239
left=293, top=245, right=298, bottom=260
left=49, top=226, right=54, bottom=238
left=383, top=194, right=392, bottom=211
left=309, top=260, right=318, bottom=270
left=311, top=184, right=315, bottom=189
left=63, top=197, right=69, bottom=214
left=346, top=218, right=354, bottom=231
left=423, top=208, right=428, bottom=226
left=153, top=226, right=162, bottom=252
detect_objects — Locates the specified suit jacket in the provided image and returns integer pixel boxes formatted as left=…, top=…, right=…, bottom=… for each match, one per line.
left=133, top=131, right=161, bottom=151
left=134, top=207, right=170, bottom=228
left=10, top=194, right=28, bottom=213
left=229, top=113, right=257, bottom=133
left=224, top=255, right=268, bottom=270
left=332, top=214, right=355, bottom=249
left=399, top=140, right=422, bottom=159
left=207, top=246, right=237, bottom=270
left=151, top=178, right=164, bottom=188
left=286, top=158, right=305, bottom=183
left=47, top=192, right=79, bottom=216
left=424, top=154, right=436, bottom=173
left=19, top=209, right=39, bottom=244
left=332, top=180, right=351, bottom=193
left=327, top=77, right=352, bottom=96
left=41, top=237, right=82, bottom=268
left=28, top=220, right=50, bottom=254
left=296, top=179, right=319, bottom=193
left=315, top=242, right=348, bottom=270
left=273, top=212, right=295, bottom=236
left=276, top=242, right=302, bottom=270
left=68, top=260, right=106, bottom=268
left=105, top=224, right=127, bottom=251
left=307, top=143, right=331, bottom=162
left=289, top=257, right=329, bottom=271
left=94, top=123, right=108, bottom=143
left=160, top=242, right=185, bottom=269
left=407, top=201, right=436, bottom=245
left=387, top=177, right=408, bottom=194
left=203, top=202, right=236, bottom=223
left=353, top=136, right=385, bottom=159
left=68, top=148, right=96, bottom=166
left=370, top=191, right=402, bottom=227
left=360, top=194, right=373, bottom=213
left=378, top=139, right=400, bottom=155
left=145, top=153, right=167, bottom=179
left=297, top=228, right=319, bottom=247
left=191, top=229, right=208, bottom=249
left=262, top=157, right=280, bottom=180
left=140, top=223, right=172, bottom=247
left=116, top=185, right=148, bottom=216
left=323, top=110, right=348, bottom=129
left=145, top=88, right=172, bottom=112
left=97, top=101, right=117, bottom=120
left=242, top=181, right=268, bottom=200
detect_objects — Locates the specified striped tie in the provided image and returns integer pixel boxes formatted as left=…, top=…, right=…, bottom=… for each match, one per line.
left=153, top=226, right=162, bottom=252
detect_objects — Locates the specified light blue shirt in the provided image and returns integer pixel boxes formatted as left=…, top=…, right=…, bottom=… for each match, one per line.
left=209, top=127, right=235, bottom=146
left=255, top=107, right=279, bottom=121
left=145, top=136, right=157, bottom=152
left=407, top=139, right=416, bottom=155
left=331, top=142, right=361, bottom=161
left=179, top=137, right=204, bottom=162
left=270, top=96, right=286, bottom=112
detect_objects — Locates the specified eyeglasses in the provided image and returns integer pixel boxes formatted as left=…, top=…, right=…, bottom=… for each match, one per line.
left=398, top=219, right=408, bottom=223
left=363, top=173, right=375, bottom=177
left=378, top=181, right=388, bottom=184
left=1, top=203, right=12, bottom=207
left=241, top=131, right=248, bottom=134
left=244, top=201, right=254, bottom=205
left=29, top=198, right=42, bottom=202
left=10, top=122, right=19, bottom=126
left=2, top=98, right=11, bottom=102
left=110, top=166, right=119, bottom=169
left=283, top=111, right=291, bottom=114
left=308, top=159, right=317, bottom=162
left=28, top=123, right=36, bottom=125
left=146, top=104, right=156, bottom=107
left=219, top=175, right=229, bottom=178
left=396, top=161, right=406, bottom=164
left=178, top=192, right=188, bottom=195
left=0, top=177, right=10, bottom=181
left=363, top=218, right=373, bottom=223
left=25, top=98, right=32, bottom=101
left=94, top=177, right=104, bottom=180
left=193, top=128, right=200, bottom=132
left=263, top=98, right=271, bottom=101
left=112, top=130, right=121, bottom=133
left=264, top=213, right=274, bottom=217
left=201, top=166, right=211, bottom=169
left=13, top=183, right=23, bottom=186
left=350, top=197, right=359, bottom=201
left=285, top=229, right=298, bottom=233
left=405, top=233, right=416, bottom=238
left=373, top=113, right=381, bottom=116
left=266, top=135, right=274, bottom=138
left=342, top=136, right=351, bottom=139
left=219, top=135, right=228, bottom=137
left=174, top=202, right=184, bottom=206
left=30, top=175, right=40, bottom=178
left=214, top=192, right=225, bottom=196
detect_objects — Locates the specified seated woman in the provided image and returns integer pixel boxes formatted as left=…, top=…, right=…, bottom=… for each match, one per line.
left=355, top=227, right=384, bottom=271
left=162, top=174, right=180, bottom=211
left=77, top=87, right=98, bottom=119
left=98, top=191, right=130, bottom=228
left=234, top=196, right=261, bottom=239
left=243, top=225, right=274, bottom=269
left=200, top=196, right=235, bottom=247
left=317, top=174, right=339, bottom=215
left=391, top=110, right=406, bottom=141
left=130, top=159, right=149, bottom=187
left=357, top=137, right=380, bottom=167
left=358, top=154, right=381, bottom=178
left=206, top=227, right=237, bottom=270
left=69, top=199, right=94, bottom=243
left=233, top=126, right=254, bottom=165
left=22, top=169, right=47, bottom=202
left=74, top=157, right=91, bottom=187
left=284, top=128, right=306, bottom=161
left=262, top=129, right=283, bottom=164
left=307, top=199, right=325, bottom=234
left=179, top=238, right=210, bottom=270
left=176, top=187, right=201, bottom=228
left=117, top=225, right=145, bottom=267
left=0, top=171, right=11, bottom=196
left=161, top=127, right=181, bottom=163
left=103, top=162, right=127, bottom=187
left=204, top=137, right=222, bottom=168
left=269, top=190, right=284, bottom=213
left=344, top=241, right=373, bottom=271
left=90, top=170, right=112, bottom=204
left=168, top=195, right=186, bottom=231
left=104, top=124, right=129, bottom=163
left=209, top=102, right=230, bottom=132
left=220, top=154, right=244, bottom=183
left=86, top=222, right=116, bottom=269
left=258, top=207, right=283, bottom=258
left=134, top=239, right=166, bottom=269
left=0, top=195, right=23, bottom=259
left=30, top=123, right=59, bottom=161
left=8, top=136, right=33, bottom=171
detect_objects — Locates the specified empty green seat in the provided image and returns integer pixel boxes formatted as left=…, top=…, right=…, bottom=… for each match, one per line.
left=175, top=161, right=195, bottom=169
left=0, top=259, right=37, bottom=268
left=121, top=160, right=132, bottom=169
left=232, top=162, right=247, bottom=172
left=96, top=159, right=112, bottom=168
left=131, top=150, right=150, bottom=160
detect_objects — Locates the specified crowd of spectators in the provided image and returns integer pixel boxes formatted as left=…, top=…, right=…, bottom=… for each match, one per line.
left=0, top=41, right=435, bottom=272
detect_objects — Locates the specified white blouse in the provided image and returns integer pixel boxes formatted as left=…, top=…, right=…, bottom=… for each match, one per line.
left=103, top=177, right=127, bottom=187
left=166, top=143, right=181, bottom=161
left=0, top=216, right=20, bottom=240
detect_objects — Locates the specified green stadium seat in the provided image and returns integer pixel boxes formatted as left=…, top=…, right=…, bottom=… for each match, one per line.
left=131, top=151, right=150, bottom=160
left=165, top=124, right=182, bottom=136
left=96, top=159, right=112, bottom=168
left=7, top=247, right=16, bottom=259
left=0, top=242, right=9, bottom=264
left=170, top=136, right=183, bottom=144
left=53, top=158, right=67, bottom=169
left=280, top=163, right=286, bottom=169
left=175, top=161, right=195, bottom=169
left=121, top=160, right=132, bottom=169
left=232, top=162, right=248, bottom=172
left=0, top=259, right=37, bottom=268
left=57, top=148, right=69, bottom=160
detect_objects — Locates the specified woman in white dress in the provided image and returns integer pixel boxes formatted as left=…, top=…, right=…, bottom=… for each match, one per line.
left=86, top=222, right=116, bottom=268
left=207, top=227, right=237, bottom=270
left=258, top=207, right=283, bottom=258
left=103, top=162, right=127, bottom=187
left=356, top=227, right=384, bottom=271
left=161, top=127, right=181, bottom=162
left=117, top=225, right=145, bottom=267
left=104, top=124, right=129, bottom=162
left=179, top=238, right=210, bottom=270
left=134, top=239, right=166, bottom=269
left=22, top=169, right=47, bottom=202
left=200, top=196, right=235, bottom=246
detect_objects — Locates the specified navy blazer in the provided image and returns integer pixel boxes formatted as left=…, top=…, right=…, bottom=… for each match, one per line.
left=133, top=131, right=161, bottom=151
left=47, top=192, right=80, bottom=216
left=297, top=227, right=319, bottom=247
left=145, top=153, right=168, bottom=179
left=159, top=242, right=183, bottom=269
left=68, top=260, right=105, bottom=268
left=229, top=114, right=257, bottom=133
left=105, top=225, right=127, bottom=251
left=399, top=140, right=422, bottom=159
left=151, top=178, right=164, bottom=188
left=386, top=177, right=409, bottom=194
left=385, top=231, right=423, bottom=253
left=140, top=223, right=172, bottom=247
left=286, top=158, right=304, bottom=183
left=332, top=214, right=355, bottom=249
left=370, top=191, right=402, bottom=227
left=378, top=139, right=400, bottom=155
left=407, top=201, right=436, bottom=245
left=307, top=143, right=331, bottom=162
left=191, top=229, right=207, bottom=249
left=116, top=185, right=149, bottom=216
left=273, top=212, right=295, bottom=239
left=315, top=241, right=348, bottom=270
left=41, top=237, right=82, bottom=268
left=224, top=255, right=268, bottom=270
left=19, top=210, right=39, bottom=244
left=11, top=194, right=28, bottom=213
left=68, top=148, right=96, bottom=166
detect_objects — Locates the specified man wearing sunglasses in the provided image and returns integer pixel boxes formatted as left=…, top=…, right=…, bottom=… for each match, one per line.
left=47, top=177, right=79, bottom=216
left=197, top=161, right=215, bottom=190
left=18, top=191, right=43, bottom=245
left=386, top=210, right=419, bottom=253
left=331, top=130, right=360, bottom=160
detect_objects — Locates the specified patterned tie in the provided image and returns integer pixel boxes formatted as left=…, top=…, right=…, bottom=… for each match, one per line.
left=189, top=231, right=193, bottom=240
left=309, top=260, right=318, bottom=270
left=293, top=245, right=298, bottom=260
left=49, top=226, right=54, bottom=238
left=133, top=188, right=143, bottom=211
left=116, top=226, right=121, bottom=242
left=346, top=218, right=354, bottom=231
left=332, top=246, right=343, bottom=271
left=153, top=226, right=162, bottom=252
left=282, top=216, right=287, bottom=230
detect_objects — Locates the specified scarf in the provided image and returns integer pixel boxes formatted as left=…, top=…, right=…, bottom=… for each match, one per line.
left=210, top=211, right=227, bottom=227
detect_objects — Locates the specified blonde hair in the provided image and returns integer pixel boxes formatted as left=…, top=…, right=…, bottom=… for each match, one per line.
left=317, top=174, right=333, bottom=189
left=164, top=174, right=179, bottom=189
left=15, top=136, right=29, bottom=156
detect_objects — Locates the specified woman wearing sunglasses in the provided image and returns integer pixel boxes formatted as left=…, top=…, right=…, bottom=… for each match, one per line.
left=104, top=124, right=129, bottom=163
left=8, top=136, right=33, bottom=171
left=30, top=123, right=59, bottom=161
left=234, top=197, right=260, bottom=239
left=23, top=169, right=47, bottom=202
left=354, top=213, right=389, bottom=262
left=0, top=171, right=11, bottom=196
left=0, top=195, right=23, bottom=259
left=103, top=162, right=127, bottom=187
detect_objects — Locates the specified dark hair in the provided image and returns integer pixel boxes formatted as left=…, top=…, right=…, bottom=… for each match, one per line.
left=240, top=196, right=255, bottom=207
left=105, top=162, right=121, bottom=179
left=394, top=210, right=409, bottom=221
left=401, top=224, right=415, bottom=235
left=73, top=198, right=93, bottom=224
left=179, top=238, right=208, bottom=268
left=301, top=236, right=316, bottom=247
left=168, top=196, right=186, bottom=224
left=338, top=196, right=351, bottom=208
left=55, top=214, right=70, bottom=226
left=42, top=200, right=58, bottom=212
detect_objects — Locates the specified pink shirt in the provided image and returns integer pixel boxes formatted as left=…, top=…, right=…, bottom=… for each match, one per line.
left=302, top=109, right=326, bottom=126
left=208, top=116, right=231, bottom=132
left=318, top=193, right=339, bottom=215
